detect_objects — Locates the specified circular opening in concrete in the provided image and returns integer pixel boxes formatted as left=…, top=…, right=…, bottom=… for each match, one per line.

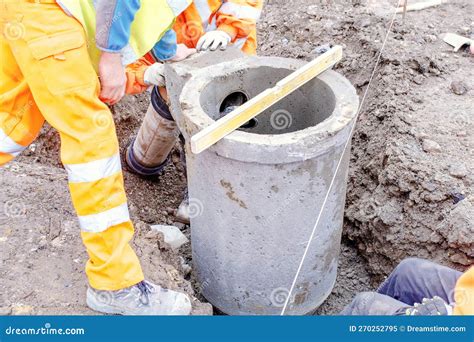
left=199, top=66, right=337, bottom=135
left=239, top=118, right=258, bottom=130
left=219, top=91, right=248, bottom=112
left=218, top=91, right=259, bottom=130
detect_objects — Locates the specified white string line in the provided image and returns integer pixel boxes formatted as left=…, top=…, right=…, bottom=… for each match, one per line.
left=280, top=0, right=403, bottom=315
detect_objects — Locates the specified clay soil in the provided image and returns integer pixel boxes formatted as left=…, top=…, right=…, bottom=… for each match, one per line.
left=1, top=0, right=472, bottom=315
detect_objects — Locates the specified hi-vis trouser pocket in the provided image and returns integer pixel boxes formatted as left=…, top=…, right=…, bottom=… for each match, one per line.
left=27, top=29, right=96, bottom=95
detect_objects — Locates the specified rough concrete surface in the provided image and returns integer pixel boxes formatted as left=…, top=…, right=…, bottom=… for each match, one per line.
left=1, top=0, right=473, bottom=315
left=168, top=55, right=358, bottom=315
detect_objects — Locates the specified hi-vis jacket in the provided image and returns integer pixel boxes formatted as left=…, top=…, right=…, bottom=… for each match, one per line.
left=124, top=0, right=263, bottom=94
left=454, top=267, right=474, bottom=315
left=57, top=0, right=191, bottom=68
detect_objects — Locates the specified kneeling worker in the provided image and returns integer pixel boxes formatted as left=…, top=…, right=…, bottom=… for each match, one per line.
left=341, top=258, right=473, bottom=315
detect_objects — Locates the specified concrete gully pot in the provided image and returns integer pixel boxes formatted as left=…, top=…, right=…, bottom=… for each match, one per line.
left=164, top=49, right=359, bottom=315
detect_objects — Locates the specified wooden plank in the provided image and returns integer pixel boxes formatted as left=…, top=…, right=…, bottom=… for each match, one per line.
left=190, top=45, right=343, bottom=154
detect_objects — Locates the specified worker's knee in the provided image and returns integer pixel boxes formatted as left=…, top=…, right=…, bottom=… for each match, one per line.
left=392, top=258, right=431, bottom=280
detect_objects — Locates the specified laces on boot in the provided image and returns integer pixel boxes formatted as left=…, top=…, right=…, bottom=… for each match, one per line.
left=136, top=281, right=153, bottom=305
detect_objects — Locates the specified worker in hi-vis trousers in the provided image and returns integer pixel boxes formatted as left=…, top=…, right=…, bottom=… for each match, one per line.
left=123, top=0, right=264, bottom=223
left=0, top=0, right=194, bottom=315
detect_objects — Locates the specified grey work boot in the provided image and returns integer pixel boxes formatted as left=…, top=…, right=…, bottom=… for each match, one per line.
left=87, top=280, right=192, bottom=315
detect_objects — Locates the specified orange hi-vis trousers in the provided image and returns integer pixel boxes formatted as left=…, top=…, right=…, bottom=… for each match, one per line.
left=0, top=0, right=144, bottom=290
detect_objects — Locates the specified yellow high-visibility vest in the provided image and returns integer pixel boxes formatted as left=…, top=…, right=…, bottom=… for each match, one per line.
left=59, top=0, right=191, bottom=69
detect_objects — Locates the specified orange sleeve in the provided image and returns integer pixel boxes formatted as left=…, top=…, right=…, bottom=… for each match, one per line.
left=453, top=267, right=474, bottom=315
left=124, top=56, right=153, bottom=95
left=215, top=0, right=263, bottom=41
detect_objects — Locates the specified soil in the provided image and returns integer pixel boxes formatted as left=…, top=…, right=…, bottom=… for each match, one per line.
left=1, top=0, right=472, bottom=315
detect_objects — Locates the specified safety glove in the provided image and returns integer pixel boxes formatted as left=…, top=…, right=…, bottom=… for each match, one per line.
left=197, top=30, right=232, bottom=51
left=403, top=296, right=453, bottom=316
left=144, top=63, right=166, bottom=87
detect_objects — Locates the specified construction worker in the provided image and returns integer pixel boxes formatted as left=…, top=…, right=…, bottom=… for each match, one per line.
left=124, top=0, right=263, bottom=223
left=341, top=258, right=473, bottom=315
left=124, top=0, right=264, bottom=96
left=0, top=0, right=194, bottom=315
left=175, top=0, right=263, bottom=55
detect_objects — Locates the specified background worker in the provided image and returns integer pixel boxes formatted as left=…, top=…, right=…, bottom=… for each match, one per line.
left=124, top=0, right=264, bottom=224
left=123, top=0, right=263, bottom=96
left=1, top=0, right=193, bottom=315
left=341, top=258, right=473, bottom=315
left=124, top=1, right=264, bottom=223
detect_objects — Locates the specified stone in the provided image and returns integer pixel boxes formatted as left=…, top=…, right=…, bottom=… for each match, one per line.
left=449, top=164, right=468, bottom=179
left=451, top=81, right=468, bottom=95
left=413, top=75, right=425, bottom=85
left=311, top=43, right=332, bottom=55
left=150, top=225, right=189, bottom=250
left=306, top=5, right=319, bottom=16
left=422, top=139, right=442, bottom=153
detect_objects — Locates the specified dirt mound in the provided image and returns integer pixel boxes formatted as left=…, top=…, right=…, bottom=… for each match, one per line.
left=0, top=162, right=211, bottom=315
left=259, top=0, right=473, bottom=278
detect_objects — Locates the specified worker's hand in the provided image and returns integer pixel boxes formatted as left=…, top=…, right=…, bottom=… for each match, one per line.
left=99, top=52, right=126, bottom=105
left=197, top=30, right=232, bottom=52
left=404, top=297, right=452, bottom=316
left=169, top=44, right=197, bottom=62
left=143, top=63, right=166, bottom=87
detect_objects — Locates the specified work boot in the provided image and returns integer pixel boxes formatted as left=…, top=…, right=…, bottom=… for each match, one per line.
left=86, top=280, right=192, bottom=315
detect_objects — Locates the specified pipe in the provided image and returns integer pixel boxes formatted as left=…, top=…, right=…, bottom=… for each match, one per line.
left=126, top=86, right=179, bottom=177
